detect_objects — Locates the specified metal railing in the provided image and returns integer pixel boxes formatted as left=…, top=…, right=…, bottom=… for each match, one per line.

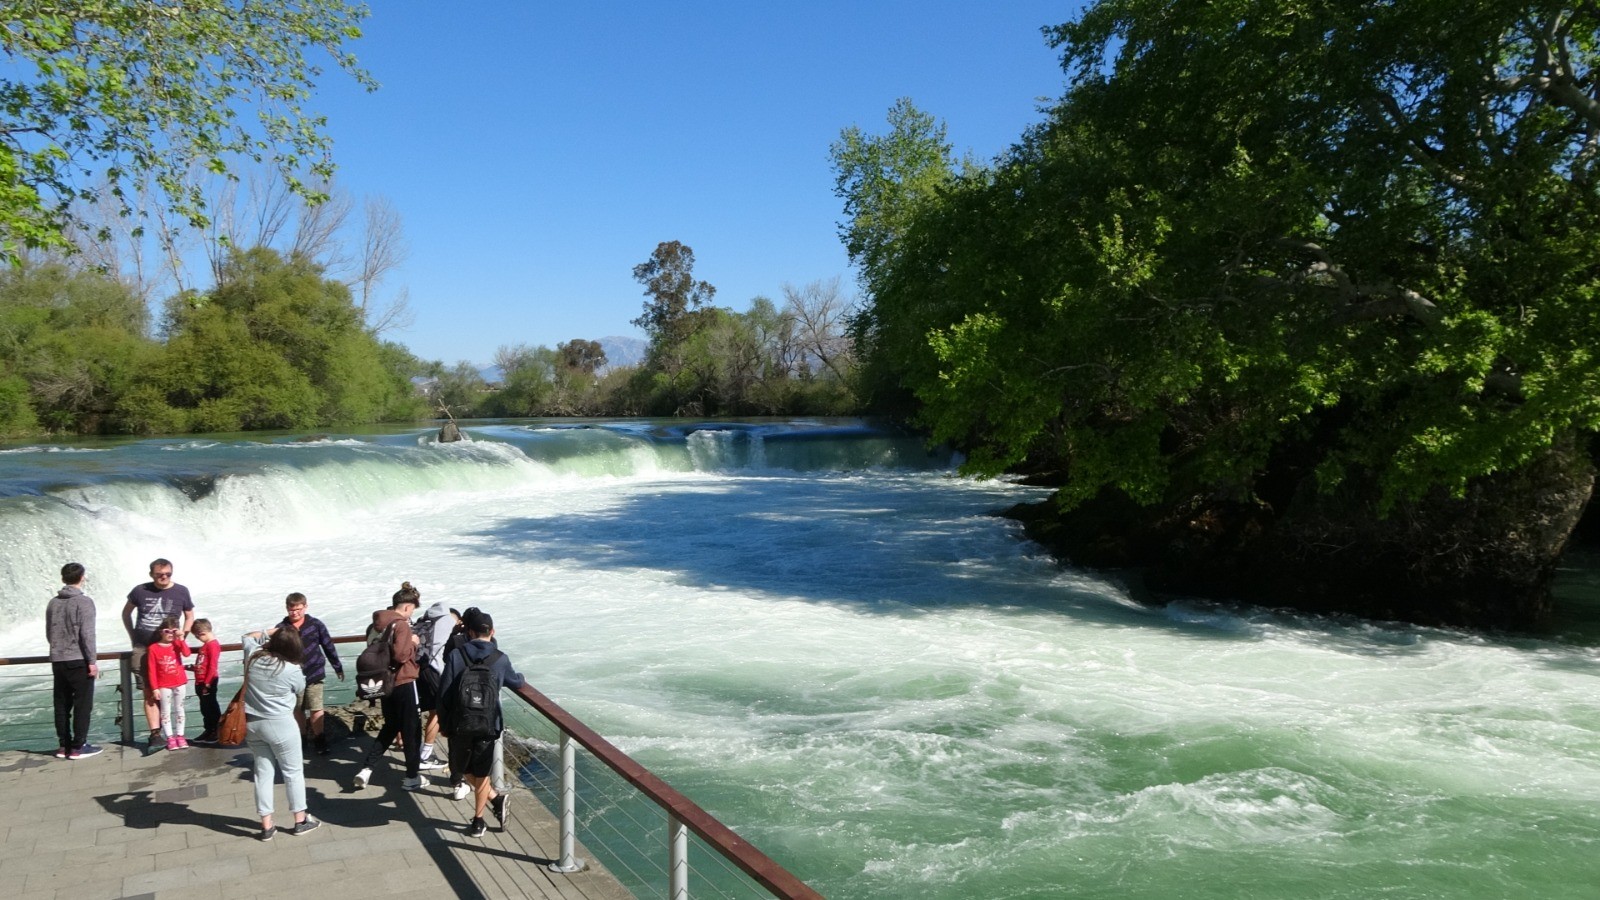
left=0, top=636, right=821, bottom=900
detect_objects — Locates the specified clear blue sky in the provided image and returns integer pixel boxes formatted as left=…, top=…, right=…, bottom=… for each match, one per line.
left=314, top=2, right=1080, bottom=365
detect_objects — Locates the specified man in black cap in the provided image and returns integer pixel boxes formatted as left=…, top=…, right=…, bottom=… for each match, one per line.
left=438, top=609, right=524, bottom=838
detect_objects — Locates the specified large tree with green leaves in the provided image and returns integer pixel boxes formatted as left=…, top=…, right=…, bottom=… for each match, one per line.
left=632, top=240, right=716, bottom=347
left=0, top=0, right=373, bottom=261
left=157, top=247, right=418, bottom=431
left=0, top=256, right=156, bottom=433
left=838, top=2, right=1600, bottom=624
left=848, top=1, right=1600, bottom=509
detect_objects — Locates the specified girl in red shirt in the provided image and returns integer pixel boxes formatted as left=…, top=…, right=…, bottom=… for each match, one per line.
left=145, top=617, right=192, bottom=750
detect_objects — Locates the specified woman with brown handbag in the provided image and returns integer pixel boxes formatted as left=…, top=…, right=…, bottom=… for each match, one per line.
left=240, top=625, right=320, bottom=841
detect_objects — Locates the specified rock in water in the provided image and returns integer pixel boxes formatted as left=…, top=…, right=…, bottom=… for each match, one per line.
left=438, top=421, right=462, bottom=443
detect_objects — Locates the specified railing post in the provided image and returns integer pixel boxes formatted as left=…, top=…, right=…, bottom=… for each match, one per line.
left=547, top=731, right=585, bottom=873
left=118, top=651, right=134, bottom=745
left=669, top=814, right=690, bottom=900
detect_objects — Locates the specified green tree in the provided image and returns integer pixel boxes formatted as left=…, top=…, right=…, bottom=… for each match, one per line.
left=830, top=99, right=957, bottom=412
left=632, top=240, right=716, bottom=347
left=556, top=338, right=606, bottom=375
left=0, top=257, right=156, bottom=432
left=428, top=361, right=487, bottom=418
left=849, top=1, right=1600, bottom=514
left=831, top=98, right=956, bottom=292
left=485, top=343, right=556, bottom=417
left=158, top=247, right=413, bottom=431
left=0, top=0, right=373, bottom=261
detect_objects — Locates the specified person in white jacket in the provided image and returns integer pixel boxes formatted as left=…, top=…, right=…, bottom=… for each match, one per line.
left=412, top=600, right=456, bottom=770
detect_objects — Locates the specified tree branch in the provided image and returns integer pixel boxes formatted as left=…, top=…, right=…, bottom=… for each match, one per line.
left=1275, top=237, right=1442, bottom=326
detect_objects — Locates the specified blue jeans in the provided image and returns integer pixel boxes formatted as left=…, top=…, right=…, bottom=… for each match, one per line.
left=246, top=715, right=306, bottom=818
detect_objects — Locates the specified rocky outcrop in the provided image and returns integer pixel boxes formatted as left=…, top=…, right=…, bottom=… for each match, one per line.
left=1007, top=443, right=1595, bottom=630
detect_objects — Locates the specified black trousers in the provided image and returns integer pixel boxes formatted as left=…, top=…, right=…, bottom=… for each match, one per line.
left=196, top=679, right=221, bottom=732
left=365, top=680, right=421, bottom=777
left=51, top=660, right=94, bottom=750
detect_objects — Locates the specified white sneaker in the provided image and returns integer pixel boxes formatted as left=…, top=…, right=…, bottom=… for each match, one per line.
left=353, top=767, right=372, bottom=790
left=418, top=758, right=447, bottom=771
left=451, top=781, right=471, bottom=801
left=400, top=775, right=425, bottom=791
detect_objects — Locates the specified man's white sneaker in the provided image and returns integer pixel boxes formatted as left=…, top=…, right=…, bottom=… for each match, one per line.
left=451, top=781, right=471, bottom=801
left=353, top=767, right=372, bottom=790
left=400, top=775, right=425, bottom=791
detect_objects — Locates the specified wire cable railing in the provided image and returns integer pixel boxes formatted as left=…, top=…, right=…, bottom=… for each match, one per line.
left=0, top=637, right=821, bottom=900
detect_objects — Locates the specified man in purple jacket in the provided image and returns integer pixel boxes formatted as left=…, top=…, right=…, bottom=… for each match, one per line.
left=279, top=592, right=344, bottom=755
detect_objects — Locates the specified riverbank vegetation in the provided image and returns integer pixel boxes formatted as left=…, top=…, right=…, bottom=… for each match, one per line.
left=831, top=2, right=1600, bottom=628
left=0, top=237, right=865, bottom=435
left=0, top=1, right=865, bottom=438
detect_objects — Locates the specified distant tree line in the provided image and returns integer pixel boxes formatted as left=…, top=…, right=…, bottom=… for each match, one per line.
left=0, top=236, right=870, bottom=438
left=0, top=248, right=430, bottom=436
left=429, top=240, right=862, bottom=420
left=0, top=1, right=869, bottom=436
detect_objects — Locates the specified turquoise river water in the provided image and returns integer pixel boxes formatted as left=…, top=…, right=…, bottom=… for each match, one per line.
left=2, top=419, right=1598, bottom=899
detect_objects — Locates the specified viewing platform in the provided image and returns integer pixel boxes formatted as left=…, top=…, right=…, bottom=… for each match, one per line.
left=0, top=737, right=634, bottom=900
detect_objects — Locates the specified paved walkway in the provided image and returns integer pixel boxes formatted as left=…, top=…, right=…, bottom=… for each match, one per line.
left=0, top=734, right=635, bottom=900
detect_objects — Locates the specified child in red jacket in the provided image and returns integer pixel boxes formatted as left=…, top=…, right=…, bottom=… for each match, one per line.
left=145, top=616, right=192, bottom=750
left=189, top=618, right=222, bottom=744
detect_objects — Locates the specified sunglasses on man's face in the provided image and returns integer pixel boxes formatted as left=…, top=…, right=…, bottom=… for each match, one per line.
left=152, top=571, right=173, bottom=579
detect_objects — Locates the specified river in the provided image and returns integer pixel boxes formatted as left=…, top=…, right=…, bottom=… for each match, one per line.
left=3, top=419, right=1598, bottom=899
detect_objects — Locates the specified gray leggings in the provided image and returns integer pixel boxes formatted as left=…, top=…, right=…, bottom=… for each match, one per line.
left=246, top=715, right=306, bottom=818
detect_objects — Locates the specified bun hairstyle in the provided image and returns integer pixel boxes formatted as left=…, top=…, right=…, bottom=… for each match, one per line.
left=393, top=581, right=421, bottom=606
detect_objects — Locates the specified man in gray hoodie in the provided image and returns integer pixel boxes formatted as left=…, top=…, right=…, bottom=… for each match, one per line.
left=46, top=562, right=101, bottom=759
left=412, top=600, right=455, bottom=770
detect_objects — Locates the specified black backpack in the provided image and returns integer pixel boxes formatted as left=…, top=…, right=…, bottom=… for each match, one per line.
left=354, top=622, right=398, bottom=701
left=413, top=612, right=443, bottom=665
left=452, top=649, right=503, bottom=738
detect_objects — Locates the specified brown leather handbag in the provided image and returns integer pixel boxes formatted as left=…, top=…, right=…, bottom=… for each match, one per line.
left=217, top=663, right=250, bottom=745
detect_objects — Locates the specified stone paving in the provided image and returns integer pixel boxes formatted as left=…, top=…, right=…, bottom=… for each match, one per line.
left=0, top=733, right=634, bottom=900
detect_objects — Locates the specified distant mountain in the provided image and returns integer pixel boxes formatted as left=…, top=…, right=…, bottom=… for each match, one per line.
left=597, top=335, right=647, bottom=370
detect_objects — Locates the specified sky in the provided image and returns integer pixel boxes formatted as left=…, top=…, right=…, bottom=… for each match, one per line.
left=310, top=2, right=1081, bottom=365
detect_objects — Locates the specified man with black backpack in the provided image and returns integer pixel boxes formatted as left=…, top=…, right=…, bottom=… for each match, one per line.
left=352, top=583, right=423, bottom=792
left=438, top=609, right=524, bottom=838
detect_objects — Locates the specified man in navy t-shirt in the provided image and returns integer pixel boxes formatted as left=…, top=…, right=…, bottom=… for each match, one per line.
left=122, top=558, right=195, bottom=751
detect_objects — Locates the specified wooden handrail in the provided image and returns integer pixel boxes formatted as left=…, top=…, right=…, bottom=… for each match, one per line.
left=510, top=681, right=823, bottom=900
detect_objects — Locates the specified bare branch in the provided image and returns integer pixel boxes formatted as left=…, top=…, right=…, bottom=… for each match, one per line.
left=346, top=195, right=408, bottom=313
left=366, top=285, right=414, bottom=337
left=290, top=183, right=351, bottom=263
left=783, top=276, right=857, bottom=383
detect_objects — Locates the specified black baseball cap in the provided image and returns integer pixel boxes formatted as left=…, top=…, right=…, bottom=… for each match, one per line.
left=464, top=609, right=493, bottom=633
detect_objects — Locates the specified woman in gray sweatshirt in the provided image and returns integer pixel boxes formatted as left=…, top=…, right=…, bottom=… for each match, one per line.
left=241, top=626, right=319, bottom=840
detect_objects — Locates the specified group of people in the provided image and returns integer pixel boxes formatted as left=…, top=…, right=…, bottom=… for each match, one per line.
left=47, top=557, right=247, bottom=755
left=42, top=560, right=525, bottom=843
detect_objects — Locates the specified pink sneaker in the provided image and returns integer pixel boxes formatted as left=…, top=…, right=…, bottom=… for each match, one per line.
left=166, top=736, right=182, bottom=751
left=176, top=736, right=190, bottom=749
